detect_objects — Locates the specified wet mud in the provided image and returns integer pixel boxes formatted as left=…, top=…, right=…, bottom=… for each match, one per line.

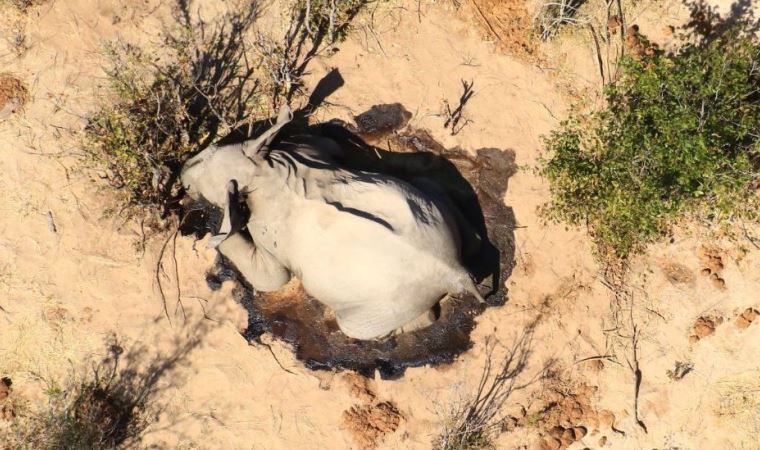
left=188, top=103, right=517, bottom=379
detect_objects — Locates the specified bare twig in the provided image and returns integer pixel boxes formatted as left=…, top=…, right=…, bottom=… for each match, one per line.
left=252, top=341, right=296, bottom=375
left=470, top=0, right=502, bottom=43
left=443, top=79, right=475, bottom=136
left=155, top=228, right=176, bottom=325
left=588, top=24, right=606, bottom=85
left=629, top=324, right=648, bottom=433
left=155, top=214, right=188, bottom=325
left=573, top=354, right=621, bottom=365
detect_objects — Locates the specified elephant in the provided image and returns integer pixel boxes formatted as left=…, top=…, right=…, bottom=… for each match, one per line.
left=181, top=106, right=484, bottom=340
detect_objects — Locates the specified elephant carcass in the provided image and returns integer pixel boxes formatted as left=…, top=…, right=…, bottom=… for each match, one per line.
left=181, top=107, right=483, bottom=340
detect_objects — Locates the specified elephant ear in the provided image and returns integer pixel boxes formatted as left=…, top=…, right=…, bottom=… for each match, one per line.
left=243, top=105, right=293, bottom=158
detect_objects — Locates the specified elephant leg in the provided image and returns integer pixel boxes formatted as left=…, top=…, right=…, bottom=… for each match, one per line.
left=335, top=303, right=438, bottom=340
left=208, top=179, right=289, bottom=291
left=333, top=303, right=399, bottom=341
left=395, top=308, right=437, bottom=335
left=217, top=233, right=291, bottom=292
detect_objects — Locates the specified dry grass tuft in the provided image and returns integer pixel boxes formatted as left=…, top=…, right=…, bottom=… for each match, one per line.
left=713, top=369, right=760, bottom=446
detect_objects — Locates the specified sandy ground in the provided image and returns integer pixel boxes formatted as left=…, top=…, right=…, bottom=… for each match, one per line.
left=1, top=0, right=759, bottom=449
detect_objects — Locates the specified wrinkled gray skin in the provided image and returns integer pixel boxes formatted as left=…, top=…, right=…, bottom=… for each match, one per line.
left=181, top=106, right=483, bottom=340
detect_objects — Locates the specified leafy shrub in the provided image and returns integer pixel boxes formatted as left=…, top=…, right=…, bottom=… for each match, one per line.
left=540, top=13, right=760, bottom=259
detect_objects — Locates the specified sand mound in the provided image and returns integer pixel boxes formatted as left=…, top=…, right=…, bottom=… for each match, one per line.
left=343, top=401, right=403, bottom=449
left=0, top=74, right=27, bottom=119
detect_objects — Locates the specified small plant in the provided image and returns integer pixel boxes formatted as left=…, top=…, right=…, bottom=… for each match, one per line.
left=523, top=411, right=543, bottom=427
left=299, top=0, right=371, bottom=44
left=540, top=7, right=760, bottom=260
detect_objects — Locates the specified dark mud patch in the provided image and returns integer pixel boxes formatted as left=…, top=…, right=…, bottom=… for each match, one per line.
left=189, top=103, right=517, bottom=378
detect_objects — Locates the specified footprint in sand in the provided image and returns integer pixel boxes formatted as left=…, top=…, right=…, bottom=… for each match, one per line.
left=689, top=315, right=724, bottom=343
left=735, top=308, right=759, bottom=330
left=698, top=246, right=727, bottom=289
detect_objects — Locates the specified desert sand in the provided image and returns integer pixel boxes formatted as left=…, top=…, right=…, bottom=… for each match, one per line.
left=1, top=0, right=759, bottom=449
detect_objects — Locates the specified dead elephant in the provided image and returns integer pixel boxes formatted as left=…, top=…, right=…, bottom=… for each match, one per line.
left=181, top=106, right=483, bottom=340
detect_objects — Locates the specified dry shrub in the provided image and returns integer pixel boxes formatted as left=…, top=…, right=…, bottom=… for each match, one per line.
left=85, top=1, right=264, bottom=213
left=533, top=0, right=588, bottom=40
left=0, top=0, right=47, bottom=11
left=434, top=327, right=543, bottom=450
left=85, top=0, right=375, bottom=215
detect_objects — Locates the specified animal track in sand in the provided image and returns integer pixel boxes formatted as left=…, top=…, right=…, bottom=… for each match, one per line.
left=0, top=74, right=27, bottom=119
left=340, top=369, right=402, bottom=448
left=698, top=246, right=727, bottom=289
left=735, top=308, right=759, bottom=330
left=689, top=315, right=724, bottom=343
left=660, top=261, right=694, bottom=284
left=503, top=382, right=615, bottom=450
left=625, top=24, right=659, bottom=58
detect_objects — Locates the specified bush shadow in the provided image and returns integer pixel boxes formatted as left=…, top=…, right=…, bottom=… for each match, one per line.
left=4, top=321, right=213, bottom=449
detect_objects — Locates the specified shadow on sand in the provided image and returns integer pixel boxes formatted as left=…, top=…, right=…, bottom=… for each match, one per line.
left=6, top=319, right=215, bottom=448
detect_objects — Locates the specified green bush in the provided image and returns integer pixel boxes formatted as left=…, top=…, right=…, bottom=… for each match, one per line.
left=540, top=18, right=760, bottom=259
